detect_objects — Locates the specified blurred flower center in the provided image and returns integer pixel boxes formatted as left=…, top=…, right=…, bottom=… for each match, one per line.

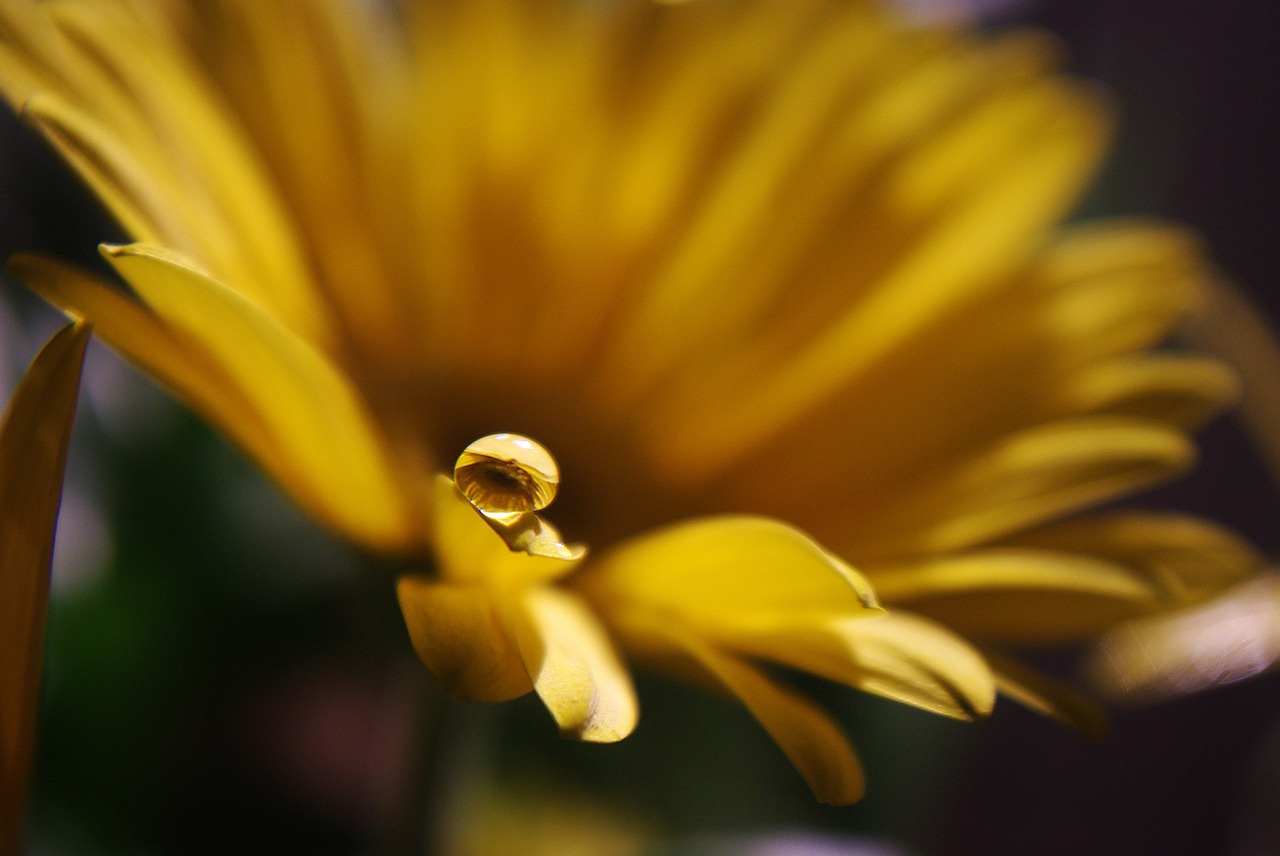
left=427, top=383, right=697, bottom=548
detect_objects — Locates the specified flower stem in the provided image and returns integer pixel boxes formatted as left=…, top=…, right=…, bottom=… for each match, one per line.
left=382, top=672, right=494, bottom=856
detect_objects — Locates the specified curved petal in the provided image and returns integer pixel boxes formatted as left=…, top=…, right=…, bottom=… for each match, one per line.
left=984, top=649, right=1107, bottom=741
left=869, top=548, right=1169, bottom=644
left=839, top=417, right=1194, bottom=560
left=590, top=3, right=904, bottom=396
left=0, top=322, right=89, bottom=845
left=869, top=548, right=1159, bottom=601
left=430, top=475, right=583, bottom=586
left=19, top=91, right=163, bottom=243
left=1054, top=354, right=1239, bottom=429
left=395, top=576, right=532, bottom=702
left=5, top=0, right=332, bottom=341
left=11, top=250, right=420, bottom=551
left=497, top=587, right=637, bottom=743
left=733, top=612, right=996, bottom=721
left=710, top=220, right=1213, bottom=544
left=184, top=0, right=422, bottom=369
left=637, top=65, right=1108, bottom=483
left=576, top=516, right=880, bottom=639
left=10, top=253, right=278, bottom=464
left=837, top=612, right=996, bottom=718
left=1032, top=222, right=1210, bottom=360
left=630, top=623, right=864, bottom=805
left=1003, top=512, right=1260, bottom=602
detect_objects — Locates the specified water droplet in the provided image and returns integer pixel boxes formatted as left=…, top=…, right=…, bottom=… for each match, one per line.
left=453, top=433, right=560, bottom=514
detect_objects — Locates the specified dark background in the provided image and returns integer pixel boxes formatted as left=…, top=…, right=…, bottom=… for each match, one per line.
left=933, top=1, right=1280, bottom=854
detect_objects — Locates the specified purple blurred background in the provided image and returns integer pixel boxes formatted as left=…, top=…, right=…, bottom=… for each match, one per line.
left=935, top=1, right=1280, bottom=854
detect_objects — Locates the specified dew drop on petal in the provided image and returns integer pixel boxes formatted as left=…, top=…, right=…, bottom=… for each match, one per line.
left=453, top=433, right=560, bottom=514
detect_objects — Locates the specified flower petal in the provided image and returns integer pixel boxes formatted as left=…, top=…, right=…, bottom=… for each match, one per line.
left=19, top=91, right=163, bottom=243
left=733, top=612, right=996, bottom=721
left=11, top=0, right=332, bottom=341
left=633, top=624, right=864, bottom=805
left=1003, top=512, right=1260, bottom=602
left=9, top=253, right=270, bottom=446
left=1054, top=354, right=1239, bottom=429
left=396, top=576, right=532, bottom=702
left=0, top=322, right=90, bottom=844
left=577, top=516, right=880, bottom=639
left=839, top=417, right=1193, bottom=560
left=184, top=0, right=422, bottom=369
left=708, top=221, right=1211, bottom=550
left=984, top=649, right=1107, bottom=741
left=590, top=3, right=898, bottom=396
left=637, top=60, right=1108, bottom=483
left=11, top=250, right=418, bottom=551
left=869, top=548, right=1168, bottom=644
left=430, top=475, right=582, bottom=586
left=106, top=243, right=419, bottom=549
left=497, top=587, right=637, bottom=744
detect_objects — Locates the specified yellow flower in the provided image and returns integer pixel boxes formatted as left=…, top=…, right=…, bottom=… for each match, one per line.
left=398, top=474, right=637, bottom=743
left=0, top=0, right=1257, bottom=803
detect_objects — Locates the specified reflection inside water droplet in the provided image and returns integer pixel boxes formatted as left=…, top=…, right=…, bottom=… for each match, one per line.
left=453, top=433, right=560, bottom=514
left=452, top=433, right=582, bottom=561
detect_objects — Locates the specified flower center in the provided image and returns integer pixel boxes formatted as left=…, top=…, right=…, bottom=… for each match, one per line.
left=453, top=433, right=560, bottom=514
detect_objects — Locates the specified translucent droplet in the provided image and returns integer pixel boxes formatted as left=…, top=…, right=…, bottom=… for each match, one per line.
left=453, top=433, right=560, bottom=514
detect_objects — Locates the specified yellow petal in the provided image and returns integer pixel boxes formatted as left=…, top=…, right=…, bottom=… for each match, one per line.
left=497, top=587, right=638, bottom=743
left=705, top=220, right=1213, bottom=548
left=1033, top=221, right=1209, bottom=361
left=840, top=612, right=996, bottom=719
left=1041, top=220, right=1205, bottom=306
left=0, top=322, right=90, bottom=846
left=1055, top=354, right=1239, bottom=429
left=9, top=253, right=273, bottom=453
left=0, top=0, right=125, bottom=109
left=19, top=91, right=164, bottom=244
left=591, top=3, right=891, bottom=395
left=840, top=417, right=1193, bottom=560
left=577, top=516, right=880, bottom=639
left=395, top=576, right=532, bottom=702
left=870, top=548, right=1159, bottom=601
left=480, top=510, right=585, bottom=562
left=11, top=250, right=418, bottom=551
left=637, top=66, right=1108, bottom=484
left=37, top=1, right=332, bottom=342
left=733, top=612, right=996, bottom=721
left=1004, top=512, right=1260, bottom=602
left=631, top=624, right=864, bottom=805
left=984, top=649, right=1107, bottom=741
left=431, top=475, right=582, bottom=587
left=108, top=242, right=417, bottom=550
left=182, top=0, right=422, bottom=368
left=870, top=548, right=1168, bottom=644
left=525, top=0, right=841, bottom=375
